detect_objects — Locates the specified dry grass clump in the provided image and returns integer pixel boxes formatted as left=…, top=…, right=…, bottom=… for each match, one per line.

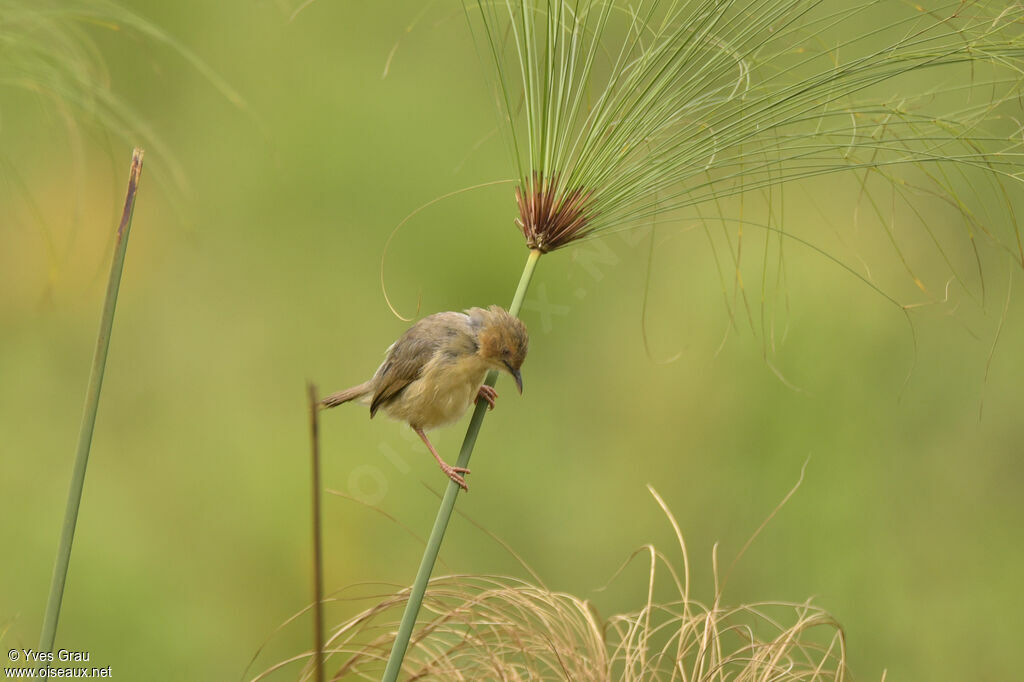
left=285, top=576, right=845, bottom=682
left=254, top=486, right=848, bottom=682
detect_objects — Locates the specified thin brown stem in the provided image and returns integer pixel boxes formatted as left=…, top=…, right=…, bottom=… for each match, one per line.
left=307, top=382, right=325, bottom=682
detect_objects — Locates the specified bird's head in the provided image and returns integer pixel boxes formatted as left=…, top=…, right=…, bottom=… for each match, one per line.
left=473, top=305, right=529, bottom=393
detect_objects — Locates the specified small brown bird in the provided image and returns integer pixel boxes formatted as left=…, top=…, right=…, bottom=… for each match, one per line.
left=321, top=305, right=528, bottom=490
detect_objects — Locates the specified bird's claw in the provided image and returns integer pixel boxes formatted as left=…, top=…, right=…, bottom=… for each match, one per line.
left=476, top=385, right=498, bottom=411
left=441, top=464, right=471, bottom=491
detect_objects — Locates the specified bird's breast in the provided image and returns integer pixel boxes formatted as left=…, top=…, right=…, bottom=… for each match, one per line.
left=381, top=351, right=489, bottom=430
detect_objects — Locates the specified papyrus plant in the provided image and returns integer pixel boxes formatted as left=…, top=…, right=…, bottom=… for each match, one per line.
left=379, top=1, right=1024, bottom=677
left=481, top=1, right=1023, bottom=262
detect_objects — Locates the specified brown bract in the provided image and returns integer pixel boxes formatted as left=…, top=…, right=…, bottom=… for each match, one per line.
left=515, top=172, right=595, bottom=253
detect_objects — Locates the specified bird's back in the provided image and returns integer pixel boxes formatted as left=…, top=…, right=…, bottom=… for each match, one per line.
left=371, top=312, right=488, bottom=430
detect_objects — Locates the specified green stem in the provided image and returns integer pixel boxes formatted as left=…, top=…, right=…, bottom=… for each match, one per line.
left=39, top=148, right=144, bottom=654
left=381, top=248, right=542, bottom=682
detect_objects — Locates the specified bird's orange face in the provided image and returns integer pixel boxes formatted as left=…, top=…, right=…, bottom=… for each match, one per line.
left=477, top=307, right=529, bottom=393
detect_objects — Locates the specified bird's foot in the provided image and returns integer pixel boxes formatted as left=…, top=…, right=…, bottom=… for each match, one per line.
left=439, top=462, right=471, bottom=491
left=476, top=385, right=498, bottom=411
left=416, top=426, right=471, bottom=491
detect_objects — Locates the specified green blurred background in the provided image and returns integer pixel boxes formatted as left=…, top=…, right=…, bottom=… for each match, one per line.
left=2, top=1, right=1022, bottom=679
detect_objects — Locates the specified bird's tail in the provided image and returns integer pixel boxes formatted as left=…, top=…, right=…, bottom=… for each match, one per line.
left=320, top=381, right=373, bottom=409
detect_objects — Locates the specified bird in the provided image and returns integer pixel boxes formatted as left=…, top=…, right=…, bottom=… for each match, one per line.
left=320, top=305, right=529, bottom=491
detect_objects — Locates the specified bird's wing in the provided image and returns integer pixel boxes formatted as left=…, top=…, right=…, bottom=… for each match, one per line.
left=369, top=312, right=468, bottom=416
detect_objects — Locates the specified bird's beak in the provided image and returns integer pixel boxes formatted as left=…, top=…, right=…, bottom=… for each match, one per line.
left=506, top=364, right=523, bottom=394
